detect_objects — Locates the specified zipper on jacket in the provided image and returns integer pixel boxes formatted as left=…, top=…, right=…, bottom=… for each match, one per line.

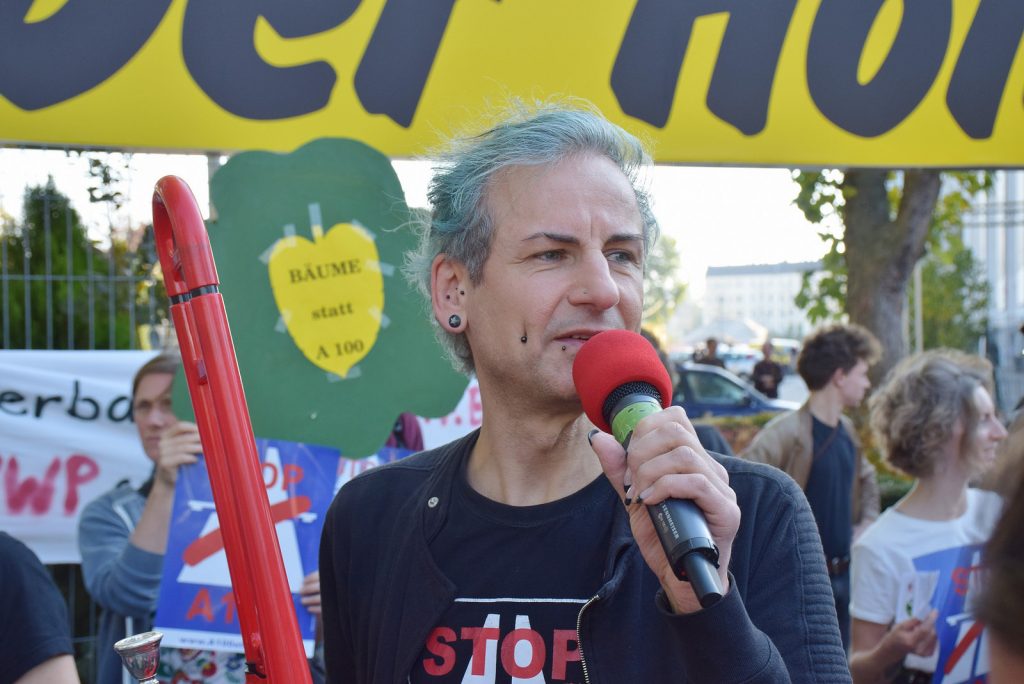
left=576, top=594, right=600, bottom=684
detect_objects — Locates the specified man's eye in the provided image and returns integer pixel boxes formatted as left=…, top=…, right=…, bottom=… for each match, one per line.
left=607, top=250, right=639, bottom=265
left=536, top=250, right=565, bottom=262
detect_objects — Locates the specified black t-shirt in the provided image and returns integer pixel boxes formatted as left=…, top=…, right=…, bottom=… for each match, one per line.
left=410, top=466, right=617, bottom=683
left=0, top=533, right=73, bottom=684
left=804, top=417, right=855, bottom=561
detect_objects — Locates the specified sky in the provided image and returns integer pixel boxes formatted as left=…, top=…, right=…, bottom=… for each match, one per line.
left=0, top=149, right=830, bottom=302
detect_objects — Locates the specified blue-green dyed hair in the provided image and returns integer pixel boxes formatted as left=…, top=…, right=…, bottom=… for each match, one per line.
left=403, top=101, right=659, bottom=374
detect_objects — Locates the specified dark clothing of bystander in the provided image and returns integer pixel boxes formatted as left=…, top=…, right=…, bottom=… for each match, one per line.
left=804, top=417, right=856, bottom=650
left=752, top=359, right=785, bottom=398
left=0, top=532, right=74, bottom=684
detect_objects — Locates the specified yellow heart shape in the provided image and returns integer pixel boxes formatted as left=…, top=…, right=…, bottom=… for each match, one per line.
left=267, top=223, right=384, bottom=377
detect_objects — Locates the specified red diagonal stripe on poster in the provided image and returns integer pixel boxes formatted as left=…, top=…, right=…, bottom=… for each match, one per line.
left=944, top=619, right=985, bottom=674
left=182, top=496, right=313, bottom=566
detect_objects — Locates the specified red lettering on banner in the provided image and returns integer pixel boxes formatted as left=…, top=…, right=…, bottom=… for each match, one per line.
left=262, top=462, right=278, bottom=489
left=2, top=453, right=102, bottom=515
left=500, top=628, right=545, bottom=678
left=468, top=386, right=483, bottom=427
left=64, top=454, right=99, bottom=513
left=282, top=463, right=303, bottom=490
left=423, top=627, right=457, bottom=676
left=187, top=588, right=214, bottom=621
left=222, top=592, right=237, bottom=624
left=552, top=629, right=581, bottom=679
left=4, top=455, right=60, bottom=514
left=263, top=462, right=305, bottom=491
left=953, top=563, right=982, bottom=597
left=461, top=626, right=500, bottom=676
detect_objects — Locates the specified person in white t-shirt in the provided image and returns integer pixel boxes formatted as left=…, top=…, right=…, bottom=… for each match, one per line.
left=850, top=350, right=1007, bottom=684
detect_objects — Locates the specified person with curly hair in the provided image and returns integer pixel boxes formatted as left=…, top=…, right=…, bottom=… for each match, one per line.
left=850, top=350, right=1007, bottom=683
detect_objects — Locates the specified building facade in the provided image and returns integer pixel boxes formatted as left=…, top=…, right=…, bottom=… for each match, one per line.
left=963, top=170, right=1024, bottom=414
left=703, top=261, right=821, bottom=340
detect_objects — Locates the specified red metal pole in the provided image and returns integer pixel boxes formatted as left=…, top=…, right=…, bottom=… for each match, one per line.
left=152, top=176, right=312, bottom=684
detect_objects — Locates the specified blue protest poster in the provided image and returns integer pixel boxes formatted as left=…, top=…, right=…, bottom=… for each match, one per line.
left=155, top=439, right=340, bottom=656
left=911, top=544, right=989, bottom=683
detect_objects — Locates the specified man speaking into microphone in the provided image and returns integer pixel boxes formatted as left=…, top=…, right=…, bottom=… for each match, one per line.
left=319, top=102, right=848, bottom=682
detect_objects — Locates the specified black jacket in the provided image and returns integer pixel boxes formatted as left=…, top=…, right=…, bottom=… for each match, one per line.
left=320, top=431, right=850, bottom=683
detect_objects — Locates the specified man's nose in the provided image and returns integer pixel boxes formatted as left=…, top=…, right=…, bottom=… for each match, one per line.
left=569, top=253, right=620, bottom=309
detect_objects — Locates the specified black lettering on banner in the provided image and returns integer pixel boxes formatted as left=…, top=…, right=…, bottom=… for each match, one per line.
left=946, top=0, right=1024, bottom=140
left=182, top=0, right=360, bottom=120
left=807, top=0, right=950, bottom=138
left=355, top=0, right=457, bottom=127
left=611, top=0, right=797, bottom=133
left=0, top=0, right=171, bottom=110
left=107, top=395, right=133, bottom=422
left=67, top=380, right=100, bottom=420
left=0, top=390, right=27, bottom=416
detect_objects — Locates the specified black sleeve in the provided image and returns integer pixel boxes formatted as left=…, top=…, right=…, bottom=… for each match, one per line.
left=0, top=534, right=74, bottom=684
left=733, top=465, right=852, bottom=683
left=319, top=490, right=359, bottom=683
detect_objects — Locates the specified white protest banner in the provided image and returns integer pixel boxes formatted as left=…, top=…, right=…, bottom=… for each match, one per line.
left=418, top=377, right=480, bottom=451
left=0, top=350, right=478, bottom=564
left=0, top=350, right=156, bottom=563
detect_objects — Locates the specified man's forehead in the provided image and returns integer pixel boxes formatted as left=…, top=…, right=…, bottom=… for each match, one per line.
left=484, top=158, right=644, bottom=234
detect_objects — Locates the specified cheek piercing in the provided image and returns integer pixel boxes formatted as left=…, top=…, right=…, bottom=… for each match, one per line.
left=520, top=335, right=528, bottom=344
left=448, top=314, right=462, bottom=329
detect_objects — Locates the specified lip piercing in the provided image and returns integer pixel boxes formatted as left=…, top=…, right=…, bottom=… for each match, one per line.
left=520, top=335, right=528, bottom=344
left=448, top=314, right=461, bottom=329
left=561, top=345, right=567, bottom=351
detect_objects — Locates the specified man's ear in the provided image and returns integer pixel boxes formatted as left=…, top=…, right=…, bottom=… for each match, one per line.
left=430, top=255, right=469, bottom=326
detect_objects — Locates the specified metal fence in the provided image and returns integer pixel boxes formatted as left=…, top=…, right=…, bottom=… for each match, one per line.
left=1, top=193, right=165, bottom=684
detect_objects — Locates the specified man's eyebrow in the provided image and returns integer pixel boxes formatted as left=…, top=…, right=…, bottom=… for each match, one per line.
left=522, top=232, right=579, bottom=245
left=522, top=232, right=644, bottom=245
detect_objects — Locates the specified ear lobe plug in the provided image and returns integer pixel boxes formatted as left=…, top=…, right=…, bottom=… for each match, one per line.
left=448, top=314, right=462, bottom=329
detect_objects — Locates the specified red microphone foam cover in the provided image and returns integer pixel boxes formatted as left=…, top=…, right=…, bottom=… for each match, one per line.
left=572, top=329, right=673, bottom=433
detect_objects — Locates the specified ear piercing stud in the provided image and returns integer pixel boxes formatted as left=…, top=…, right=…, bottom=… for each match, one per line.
left=448, top=314, right=462, bottom=329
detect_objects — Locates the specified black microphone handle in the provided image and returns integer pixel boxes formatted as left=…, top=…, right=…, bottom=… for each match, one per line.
left=647, top=498, right=724, bottom=609
left=603, top=391, right=725, bottom=608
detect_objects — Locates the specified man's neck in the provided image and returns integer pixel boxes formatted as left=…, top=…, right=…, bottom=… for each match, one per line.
left=807, top=389, right=844, bottom=427
left=467, top=400, right=602, bottom=507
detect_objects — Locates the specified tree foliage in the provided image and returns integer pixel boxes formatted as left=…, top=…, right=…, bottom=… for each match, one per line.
left=792, top=169, right=990, bottom=379
left=643, top=231, right=686, bottom=331
left=0, top=178, right=160, bottom=349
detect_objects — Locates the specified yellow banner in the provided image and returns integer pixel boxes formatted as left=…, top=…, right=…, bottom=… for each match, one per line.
left=1, top=0, right=1021, bottom=166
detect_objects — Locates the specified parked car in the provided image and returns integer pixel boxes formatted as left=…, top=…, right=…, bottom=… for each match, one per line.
left=720, top=347, right=760, bottom=380
left=673, top=362, right=799, bottom=418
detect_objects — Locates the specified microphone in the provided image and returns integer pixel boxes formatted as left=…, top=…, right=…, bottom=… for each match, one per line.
left=573, top=329, right=724, bottom=608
